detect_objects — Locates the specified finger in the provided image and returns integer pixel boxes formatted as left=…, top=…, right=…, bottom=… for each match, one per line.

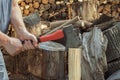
left=23, top=40, right=29, bottom=50
left=21, top=47, right=25, bottom=52
left=28, top=40, right=35, bottom=49
left=24, top=40, right=35, bottom=50
left=31, top=35, right=38, bottom=47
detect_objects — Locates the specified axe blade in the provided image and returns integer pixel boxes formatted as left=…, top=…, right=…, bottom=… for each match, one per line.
left=39, top=41, right=65, bottom=51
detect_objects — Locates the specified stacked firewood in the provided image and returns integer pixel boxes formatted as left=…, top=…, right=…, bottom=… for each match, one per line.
left=98, top=0, right=120, bottom=20
left=18, top=0, right=72, bottom=21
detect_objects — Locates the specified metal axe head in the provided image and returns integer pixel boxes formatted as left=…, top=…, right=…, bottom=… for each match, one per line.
left=39, top=41, right=65, bottom=51
left=63, top=24, right=81, bottom=49
left=53, top=24, right=81, bottom=50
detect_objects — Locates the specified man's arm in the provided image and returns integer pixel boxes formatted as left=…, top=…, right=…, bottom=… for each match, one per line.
left=0, top=31, right=22, bottom=56
left=11, top=0, right=38, bottom=50
left=11, top=0, right=26, bottom=36
left=0, top=32, right=10, bottom=46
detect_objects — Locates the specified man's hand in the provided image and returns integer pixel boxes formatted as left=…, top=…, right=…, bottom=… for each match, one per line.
left=17, top=30, right=38, bottom=50
left=3, top=37, right=23, bottom=56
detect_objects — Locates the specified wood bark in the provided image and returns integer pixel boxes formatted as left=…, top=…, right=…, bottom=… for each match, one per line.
left=41, top=51, right=65, bottom=80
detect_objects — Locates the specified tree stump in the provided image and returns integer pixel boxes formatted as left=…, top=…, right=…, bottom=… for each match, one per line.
left=24, top=18, right=65, bottom=79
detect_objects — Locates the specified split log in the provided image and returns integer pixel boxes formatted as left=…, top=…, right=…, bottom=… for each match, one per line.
left=87, top=19, right=117, bottom=31
left=105, top=59, right=120, bottom=78
left=103, top=22, right=120, bottom=62
left=68, top=48, right=81, bottom=80
left=45, top=16, right=80, bottom=35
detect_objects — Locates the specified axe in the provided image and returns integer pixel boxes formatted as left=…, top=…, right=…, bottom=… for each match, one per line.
left=23, top=14, right=80, bottom=51
left=22, top=24, right=81, bottom=51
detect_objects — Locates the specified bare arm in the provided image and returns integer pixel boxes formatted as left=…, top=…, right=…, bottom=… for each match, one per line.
left=11, top=0, right=27, bottom=37
left=0, top=31, right=22, bottom=56
left=0, top=32, right=10, bottom=47
left=11, top=0, right=38, bottom=49
left=0, top=0, right=37, bottom=56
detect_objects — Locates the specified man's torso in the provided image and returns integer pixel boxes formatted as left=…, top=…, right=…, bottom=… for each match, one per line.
left=0, top=0, right=12, bottom=33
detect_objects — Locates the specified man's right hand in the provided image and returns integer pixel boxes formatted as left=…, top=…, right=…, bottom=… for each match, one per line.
left=3, top=37, right=23, bottom=56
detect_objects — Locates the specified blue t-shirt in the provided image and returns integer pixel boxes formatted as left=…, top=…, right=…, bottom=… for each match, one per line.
left=0, top=0, right=12, bottom=33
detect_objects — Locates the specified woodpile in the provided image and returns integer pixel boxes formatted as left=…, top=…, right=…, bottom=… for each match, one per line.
left=18, top=0, right=75, bottom=21
left=98, top=0, right=120, bottom=20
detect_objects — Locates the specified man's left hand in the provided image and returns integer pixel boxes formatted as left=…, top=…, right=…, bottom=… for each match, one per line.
left=18, top=30, right=38, bottom=51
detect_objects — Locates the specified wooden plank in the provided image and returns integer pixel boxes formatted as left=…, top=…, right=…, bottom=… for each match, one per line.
left=68, top=48, right=81, bottom=80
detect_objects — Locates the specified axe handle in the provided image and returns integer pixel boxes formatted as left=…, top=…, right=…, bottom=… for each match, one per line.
left=38, top=30, right=64, bottom=42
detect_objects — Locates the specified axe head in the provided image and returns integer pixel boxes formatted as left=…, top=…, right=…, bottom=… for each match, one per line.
left=39, top=41, right=65, bottom=51
left=63, top=24, right=81, bottom=49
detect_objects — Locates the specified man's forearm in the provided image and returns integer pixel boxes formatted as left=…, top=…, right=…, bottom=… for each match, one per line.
left=0, top=31, right=10, bottom=46
left=11, top=0, right=26, bottom=37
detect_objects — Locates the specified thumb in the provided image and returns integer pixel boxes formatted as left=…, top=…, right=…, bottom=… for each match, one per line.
left=31, top=35, right=38, bottom=47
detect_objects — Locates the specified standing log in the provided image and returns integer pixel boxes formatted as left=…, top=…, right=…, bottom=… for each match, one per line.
left=68, top=48, right=81, bottom=80
left=82, top=0, right=98, bottom=21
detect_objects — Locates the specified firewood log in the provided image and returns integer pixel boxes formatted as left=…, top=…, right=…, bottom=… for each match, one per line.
left=24, top=9, right=30, bottom=16
left=42, top=0, right=48, bottom=4
left=48, top=0, right=55, bottom=4
left=29, top=3, right=33, bottom=7
left=21, top=1, right=26, bottom=7
left=33, top=2, right=40, bottom=9
left=29, top=7, right=35, bottom=13
left=25, top=0, right=32, bottom=3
